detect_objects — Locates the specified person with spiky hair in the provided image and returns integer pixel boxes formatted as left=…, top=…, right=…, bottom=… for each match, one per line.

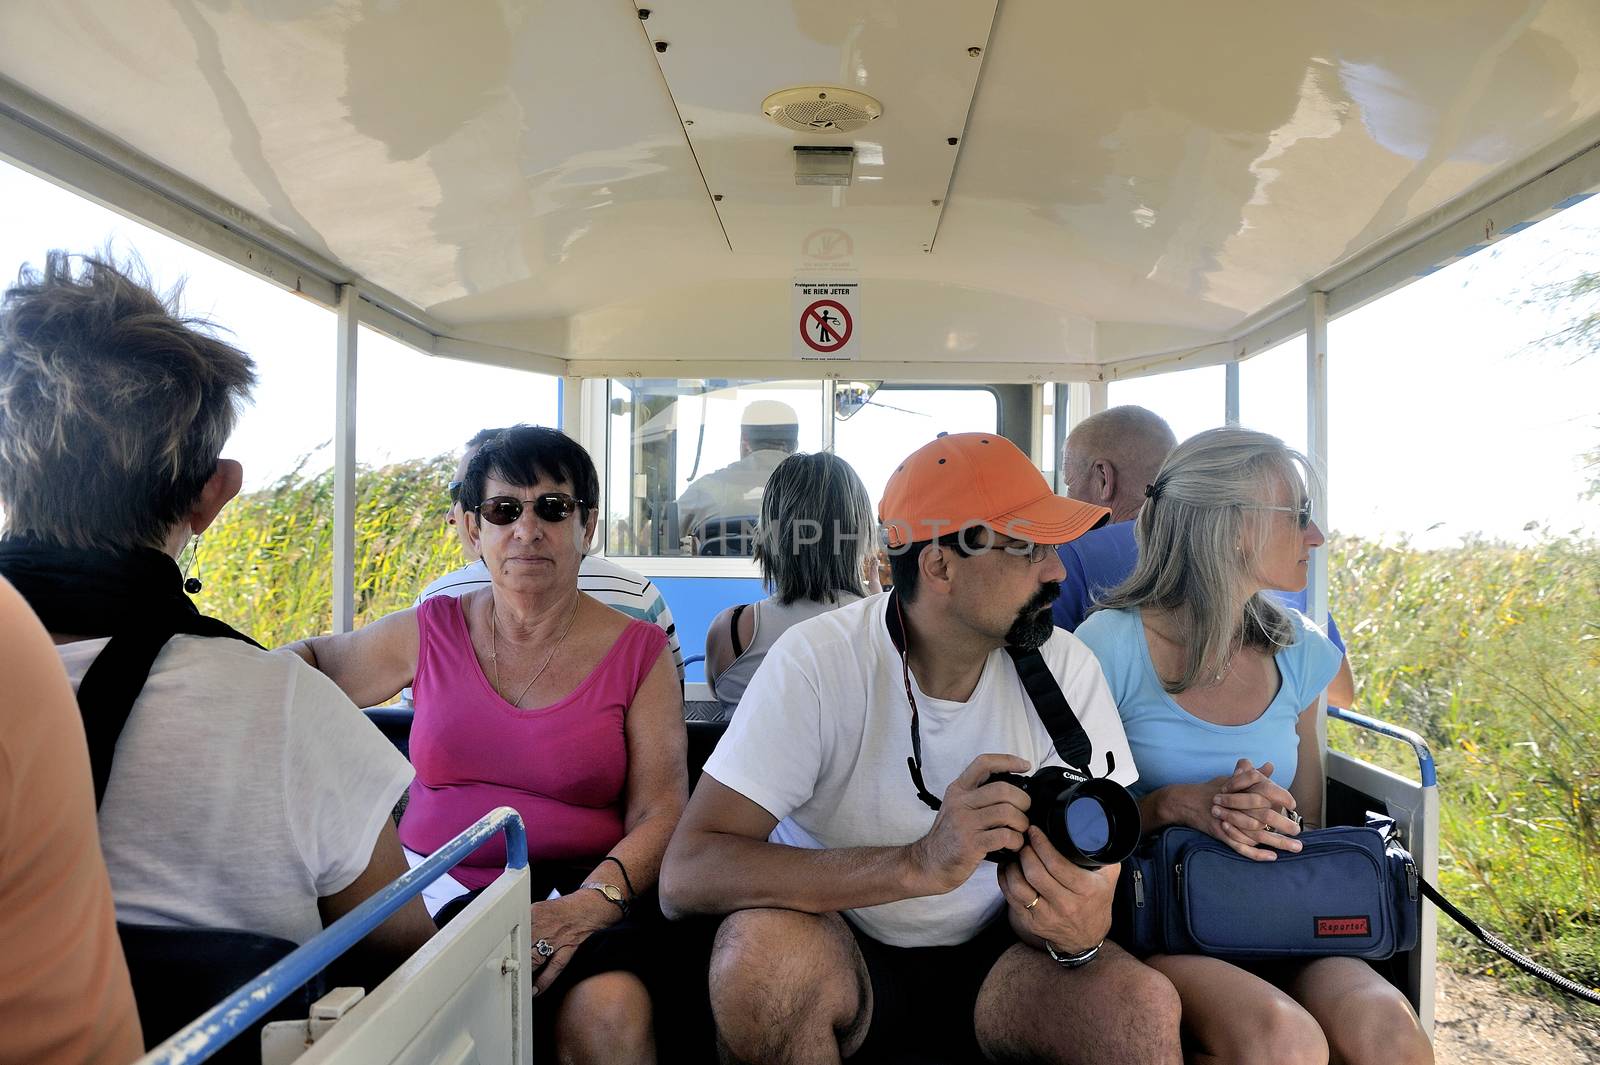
left=0, top=253, right=435, bottom=1018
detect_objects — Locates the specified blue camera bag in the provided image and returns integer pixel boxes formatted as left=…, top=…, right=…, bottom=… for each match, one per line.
left=1113, top=813, right=1420, bottom=961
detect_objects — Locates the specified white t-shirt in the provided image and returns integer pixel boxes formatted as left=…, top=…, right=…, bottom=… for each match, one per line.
left=57, top=636, right=413, bottom=945
left=703, top=593, right=1137, bottom=948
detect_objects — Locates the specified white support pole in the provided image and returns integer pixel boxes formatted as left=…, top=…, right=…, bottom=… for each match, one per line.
left=1027, top=383, right=1046, bottom=470
left=1087, top=381, right=1109, bottom=414
left=333, top=286, right=359, bottom=634
left=1306, top=292, right=1330, bottom=766
left=1225, top=361, right=1241, bottom=426
left=561, top=375, right=584, bottom=439
left=821, top=380, right=837, bottom=453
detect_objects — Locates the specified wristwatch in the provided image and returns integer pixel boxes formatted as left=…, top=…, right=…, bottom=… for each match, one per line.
left=1045, top=939, right=1101, bottom=969
left=579, top=881, right=629, bottom=917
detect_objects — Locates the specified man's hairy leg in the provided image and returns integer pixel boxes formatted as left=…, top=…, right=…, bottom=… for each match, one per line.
left=974, top=940, right=1182, bottom=1065
left=709, top=909, right=871, bottom=1065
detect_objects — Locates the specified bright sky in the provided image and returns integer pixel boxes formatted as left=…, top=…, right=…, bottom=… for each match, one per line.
left=0, top=158, right=1596, bottom=549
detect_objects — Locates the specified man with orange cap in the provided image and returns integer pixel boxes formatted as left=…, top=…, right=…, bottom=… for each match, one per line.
left=661, top=433, right=1182, bottom=1064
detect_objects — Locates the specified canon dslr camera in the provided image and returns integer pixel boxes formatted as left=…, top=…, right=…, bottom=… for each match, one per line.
left=984, top=762, right=1141, bottom=869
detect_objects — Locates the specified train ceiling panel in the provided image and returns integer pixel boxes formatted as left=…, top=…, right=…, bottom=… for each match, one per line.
left=645, top=0, right=996, bottom=260
left=2, top=1, right=1600, bottom=371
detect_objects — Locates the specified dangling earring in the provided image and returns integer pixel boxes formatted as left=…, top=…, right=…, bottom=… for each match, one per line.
left=183, top=535, right=204, bottom=595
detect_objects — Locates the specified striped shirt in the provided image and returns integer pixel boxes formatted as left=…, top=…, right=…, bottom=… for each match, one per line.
left=411, top=557, right=683, bottom=679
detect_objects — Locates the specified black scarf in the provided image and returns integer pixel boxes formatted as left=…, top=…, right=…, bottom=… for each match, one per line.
left=0, top=537, right=261, bottom=806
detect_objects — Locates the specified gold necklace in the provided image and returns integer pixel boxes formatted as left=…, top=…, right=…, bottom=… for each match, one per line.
left=489, top=592, right=582, bottom=707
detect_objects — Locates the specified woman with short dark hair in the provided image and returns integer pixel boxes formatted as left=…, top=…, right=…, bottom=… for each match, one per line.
left=290, top=425, right=690, bottom=1064
left=705, top=451, right=877, bottom=712
left=1075, top=427, right=1433, bottom=1065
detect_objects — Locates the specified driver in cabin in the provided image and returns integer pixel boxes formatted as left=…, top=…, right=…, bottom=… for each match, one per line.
left=661, top=433, right=1184, bottom=1065
left=674, top=399, right=799, bottom=553
left=0, top=253, right=436, bottom=995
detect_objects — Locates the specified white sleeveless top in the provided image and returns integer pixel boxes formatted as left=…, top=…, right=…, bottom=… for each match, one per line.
left=708, top=591, right=862, bottom=711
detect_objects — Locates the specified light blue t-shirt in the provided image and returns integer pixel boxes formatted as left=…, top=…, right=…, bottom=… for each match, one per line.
left=1075, top=606, right=1342, bottom=799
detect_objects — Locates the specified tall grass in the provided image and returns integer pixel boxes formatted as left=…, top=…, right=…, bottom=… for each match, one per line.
left=1329, top=534, right=1600, bottom=994
left=193, top=454, right=461, bottom=647
left=196, top=461, right=1599, bottom=990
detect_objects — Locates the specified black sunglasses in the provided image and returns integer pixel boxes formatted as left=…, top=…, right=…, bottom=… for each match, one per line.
left=447, top=480, right=464, bottom=505
left=476, top=493, right=590, bottom=526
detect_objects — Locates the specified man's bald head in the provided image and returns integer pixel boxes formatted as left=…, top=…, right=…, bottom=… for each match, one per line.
left=1061, top=405, right=1177, bottom=523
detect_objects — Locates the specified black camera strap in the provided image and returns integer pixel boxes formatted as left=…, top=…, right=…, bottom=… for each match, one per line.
left=1004, top=644, right=1094, bottom=774
left=886, top=590, right=1096, bottom=811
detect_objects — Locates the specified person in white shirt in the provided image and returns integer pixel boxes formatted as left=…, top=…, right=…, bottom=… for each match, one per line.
left=0, top=252, right=434, bottom=984
left=661, top=432, right=1182, bottom=1065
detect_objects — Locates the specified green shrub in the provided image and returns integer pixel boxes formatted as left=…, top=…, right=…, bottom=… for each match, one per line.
left=193, top=454, right=461, bottom=647
left=1329, top=534, right=1600, bottom=996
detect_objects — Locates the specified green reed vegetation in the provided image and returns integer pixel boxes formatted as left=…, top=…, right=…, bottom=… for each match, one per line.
left=197, top=457, right=1599, bottom=992
left=1328, top=533, right=1600, bottom=995
left=194, top=454, right=461, bottom=648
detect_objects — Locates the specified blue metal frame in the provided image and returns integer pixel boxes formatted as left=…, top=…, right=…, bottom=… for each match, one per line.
left=1328, top=705, right=1437, bottom=787
left=143, top=807, right=528, bottom=1065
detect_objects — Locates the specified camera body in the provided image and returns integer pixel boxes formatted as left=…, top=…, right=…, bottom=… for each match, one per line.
left=983, top=764, right=1142, bottom=869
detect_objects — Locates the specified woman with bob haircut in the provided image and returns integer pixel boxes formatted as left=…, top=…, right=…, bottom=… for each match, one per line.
left=705, top=451, right=877, bottom=712
left=0, top=252, right=435, bottom=999
left=290, top=425, right=695, bottom=1064
left=1074, top=427, right=1433, bottom=1065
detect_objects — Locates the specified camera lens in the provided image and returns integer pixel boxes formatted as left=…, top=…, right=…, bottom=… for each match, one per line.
left=1066, top=795, right=1112, bottom=852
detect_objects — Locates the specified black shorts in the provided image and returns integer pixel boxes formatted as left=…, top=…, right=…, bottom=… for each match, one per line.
left=435, top=872, right=719, bottom=1061
left=849, top=916, right=1018, bottom=1062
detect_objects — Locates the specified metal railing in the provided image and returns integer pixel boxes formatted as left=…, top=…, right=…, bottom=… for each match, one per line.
left=141, top=807, right=527, bottom=1065
left=1327, top=705, right=1437, bottom=787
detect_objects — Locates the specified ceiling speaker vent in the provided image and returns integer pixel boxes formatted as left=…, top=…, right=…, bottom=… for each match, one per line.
left=762, top=87, right=883, bottom=134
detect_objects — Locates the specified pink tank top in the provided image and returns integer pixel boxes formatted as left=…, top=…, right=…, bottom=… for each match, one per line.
left=398, top=595, right=667, bottom=890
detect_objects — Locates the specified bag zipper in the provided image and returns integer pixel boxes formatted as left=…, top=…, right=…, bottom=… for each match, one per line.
left=1405, top=858, right=1418, bottom=902
left=1133, top=868, right=1145, bottom=908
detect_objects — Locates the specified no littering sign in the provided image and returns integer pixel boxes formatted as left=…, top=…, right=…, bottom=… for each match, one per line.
left=793, top=278, right=859, bottom=360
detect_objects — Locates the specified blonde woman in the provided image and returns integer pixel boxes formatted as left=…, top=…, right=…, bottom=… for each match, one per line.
left=1076, top=427, right=1432, bottom=1065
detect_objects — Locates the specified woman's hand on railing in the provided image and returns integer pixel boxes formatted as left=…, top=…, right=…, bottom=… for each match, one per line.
left=528, top=890, right=624, bottom=997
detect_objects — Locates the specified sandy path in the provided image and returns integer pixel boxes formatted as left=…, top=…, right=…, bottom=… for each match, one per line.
left=1434, top=968, right=1600, bottom=1064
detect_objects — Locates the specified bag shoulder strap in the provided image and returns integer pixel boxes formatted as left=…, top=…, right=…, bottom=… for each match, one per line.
left=78, top=615, right=262, bottom=809
left=1005, top=646, right=1094, bottom=772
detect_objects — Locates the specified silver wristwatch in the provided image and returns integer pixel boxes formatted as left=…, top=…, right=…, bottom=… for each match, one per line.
left=1045, top=939, right=1102, bottom=969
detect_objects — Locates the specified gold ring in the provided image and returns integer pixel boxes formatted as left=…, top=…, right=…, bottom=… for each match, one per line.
left=1026, top=894, right=1042, bottom=910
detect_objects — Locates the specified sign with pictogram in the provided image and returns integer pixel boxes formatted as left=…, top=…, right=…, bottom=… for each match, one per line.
left=793, top=278, right=859, bottom=360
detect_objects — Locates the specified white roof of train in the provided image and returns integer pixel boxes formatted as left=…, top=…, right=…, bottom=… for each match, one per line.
left=3, top=0, right=1600, bottom=381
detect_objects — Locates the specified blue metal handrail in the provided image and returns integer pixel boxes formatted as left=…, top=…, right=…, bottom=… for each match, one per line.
left=143, top=807, right=527, bottom=1065
left=1328, top=705, right=1437, bottom=788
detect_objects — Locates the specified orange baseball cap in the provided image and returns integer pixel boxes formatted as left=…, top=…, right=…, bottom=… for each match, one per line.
left=879, top=433, right=1109, bottom=549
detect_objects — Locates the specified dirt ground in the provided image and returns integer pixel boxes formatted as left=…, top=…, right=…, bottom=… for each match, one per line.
left=1434, top=968, right=1600, bottom=1064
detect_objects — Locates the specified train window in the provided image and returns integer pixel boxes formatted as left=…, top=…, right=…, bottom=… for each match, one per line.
left=355, top=327, right=559, bottom=623
left=1238, top=337, right=1310, bottom=457
left=832, top=385, right=1001, bottom=506
left=1107, top=365, right=1226, bottom=443
left=605, top=379, right=825, bottom=557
